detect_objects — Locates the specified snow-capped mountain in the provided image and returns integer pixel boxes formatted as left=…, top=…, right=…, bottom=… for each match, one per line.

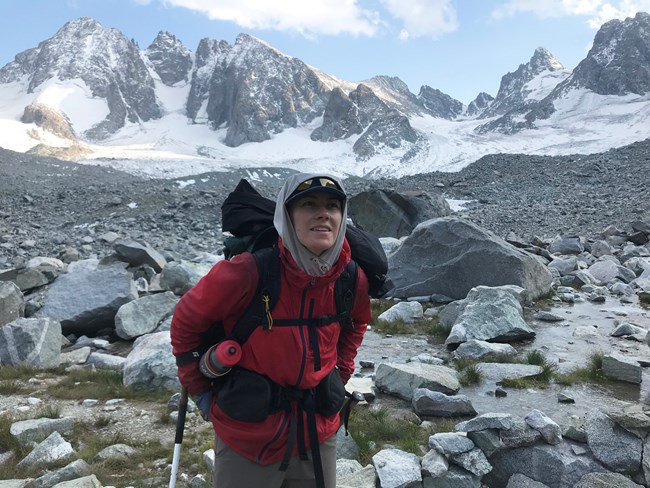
left=478, top=11, right=650, bottom=135
left=480, top=47, right=570, bottom=119
left=0, top=14, right=649, bottom=179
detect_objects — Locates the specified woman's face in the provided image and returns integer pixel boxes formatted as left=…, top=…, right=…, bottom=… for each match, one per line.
left=289, top=192, right=343, bottom=256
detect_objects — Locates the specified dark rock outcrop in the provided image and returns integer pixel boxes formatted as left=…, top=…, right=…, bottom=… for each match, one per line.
left=144, top=31, right=193, bottom=86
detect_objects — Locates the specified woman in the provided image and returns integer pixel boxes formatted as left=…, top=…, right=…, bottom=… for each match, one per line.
left=170, top=173, right=371, bottom=488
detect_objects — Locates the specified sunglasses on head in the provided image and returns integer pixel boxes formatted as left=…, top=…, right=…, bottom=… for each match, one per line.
left=296, top=177, right=340, bottom=191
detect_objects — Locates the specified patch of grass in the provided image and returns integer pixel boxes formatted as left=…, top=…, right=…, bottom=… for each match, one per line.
left=349, top=406, right=433, bottom=465
left=94, top=415, right=112, bottom=428
left=0, top=414, right=21, bottom=454
left=639, top=293, right=650, bottom=308
left=457, top=363, right=483, bottom=386
left=372, top=318, right=415, bottom=335
left=33, top=403, right=63, bottom=419
left=555, top=351, right=609, bottom=385
left=0, top=364, right=39, bottom=381
left=500, top=350, right=557, bottom=388
left=0, top=380, right=22, bottom=396
left=46, top=369, right=170, bottom=403
left=371, top=299, right=448, bottom=339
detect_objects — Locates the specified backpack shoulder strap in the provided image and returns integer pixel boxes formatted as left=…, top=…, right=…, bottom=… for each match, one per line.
left=229, top=246, right=281, bottom=345
left=334, top=259, right=358, bottom=329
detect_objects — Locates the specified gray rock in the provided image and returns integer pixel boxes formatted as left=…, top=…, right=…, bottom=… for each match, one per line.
left=525, top=409, right=563, bottom=445
left=113, top=240, right=166, bottom=272
left=573, top=472, right=644, bottom=487
left=114, top=291, right=178, bottom=339
left=123, top=331, right=180, bottom=392
left=444, top=286, right=535, bottom=348
left=16, top=432, right=76, bottom=469
left=375, top=363, right=460, bottom=401
left=483, top=442, right=607, bottom=488
left=348, top=189, right=451, bottom=239
left=86, top=352, right=125, bottom=371
left=505, top=473, right=551, bottom=487
left=428, top=433, right=475, bottom=455
left=477, top=363, right=543, bottom=383
left=34, top=260, right=138, bottom=335
left=601, top=352, right=642, bottom=384
left=49, top=474, right=103, bottom=487
left=33, top=459, right=91, bottom=488
left=373, top=448, right=421, bottom=488
left=10, top=417, right=74, bottom=446
left=548, top=236, right=584, bottom=255
left=585, top=409, right=642, bottom=474
left=94, top=443, right=138, bottom=461
left=422, top=465, right=481, bottom=487
left=378, top=301, right=423, bottom=324
left=500, top=418, right=542, bottom=448
left=0, top=317, right=62, bottom=368
left=388, top=217, right=553, bottom=301
left=467, top=429, right=503, bottom=457
left=421, top=448, right=449, bottom=478
left=413, top=389, right=477, bottom=417
left=450, top=448, right=492, bottom=476
left=454, top=339, right=517, bottom=360
left=456, top=413, right=513, bottom=433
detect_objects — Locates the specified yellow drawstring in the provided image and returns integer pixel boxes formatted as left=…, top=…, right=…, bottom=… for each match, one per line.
left=262, top=294, right=273, bottom=330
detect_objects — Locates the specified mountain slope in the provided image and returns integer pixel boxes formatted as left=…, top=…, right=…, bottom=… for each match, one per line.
left=0, top=15, right=648, bottom=178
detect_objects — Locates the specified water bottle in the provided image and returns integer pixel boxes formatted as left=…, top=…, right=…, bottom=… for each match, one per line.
left=199, top=340, right=242, bottom=378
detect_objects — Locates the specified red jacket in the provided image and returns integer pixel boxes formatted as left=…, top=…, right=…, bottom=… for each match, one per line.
left=170, top=238, right=370, bottom=465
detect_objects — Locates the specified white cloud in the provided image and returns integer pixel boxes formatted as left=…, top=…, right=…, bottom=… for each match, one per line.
left=154, top=0, right=381, bottom=37
left=143, top=0, right=459, bottom=40
left=379, top=0, right=458, bottom=39
left=491, top=0, right=650, bottom=27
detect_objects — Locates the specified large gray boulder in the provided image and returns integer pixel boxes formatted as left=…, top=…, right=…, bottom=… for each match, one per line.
left=584, top=409, right=642, bottom=474
left=114, top=291, right=178, bottom=340
left=0, top=317, right=62, bottom=368
left=483, top=442, right=607, bottom=488
left=348, top=189, right=451, bottom=239
left=388, top=217, right=553, bottom=300
left=123, top=331, right=180, bottom=392
left=444, top=286, right=535, bottom=349
left=375, top=362, right=460, bottom=401
left=34, top=260, right=138, bottom=335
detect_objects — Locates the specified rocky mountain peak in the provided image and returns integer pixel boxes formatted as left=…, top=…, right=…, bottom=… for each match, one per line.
left=417, top=85, right=463, bottom=119
left=564, top=11, right=650, bottom=95
left=145, top=31, right=193, bottom=86
left=530, top=47, right=565, bottom=72
left=480, top=47, right=566, bottom=118
left=0, top=17, right=161, bottom=140
left=201, top=32, right=330, bottom=147
left=466, top=92, right=494, bottom=117
left=363, top=76, right=423, bottom=115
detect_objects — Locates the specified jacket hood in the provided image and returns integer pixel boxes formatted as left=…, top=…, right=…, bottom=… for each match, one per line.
left=273, top=173, right=348, bottom=276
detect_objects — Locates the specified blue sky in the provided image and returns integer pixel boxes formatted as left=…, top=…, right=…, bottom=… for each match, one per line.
left=1, top=0, right=649, bottom=103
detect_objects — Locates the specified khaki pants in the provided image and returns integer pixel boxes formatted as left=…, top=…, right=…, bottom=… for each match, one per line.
left=213, top=434, right=337, bottom=488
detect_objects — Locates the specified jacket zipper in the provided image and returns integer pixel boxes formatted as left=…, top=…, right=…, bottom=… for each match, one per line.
left=294, top=283, right=312, bottom=386
left=256, top=410, right=291, bottom=464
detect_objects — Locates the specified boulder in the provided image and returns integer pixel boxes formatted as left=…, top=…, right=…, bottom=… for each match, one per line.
left=34, top=260, right=138, bottom=335
left=0, top=317, right=62, bottom=368
left=348, top=189, right=451, bottom=238
left=388, top=217, right=553, bottom=300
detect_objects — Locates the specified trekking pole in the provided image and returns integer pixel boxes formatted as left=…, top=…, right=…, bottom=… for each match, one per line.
left=169, top=386, right=188, bottom=488
left=340, top=390, right=365, bottom=435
